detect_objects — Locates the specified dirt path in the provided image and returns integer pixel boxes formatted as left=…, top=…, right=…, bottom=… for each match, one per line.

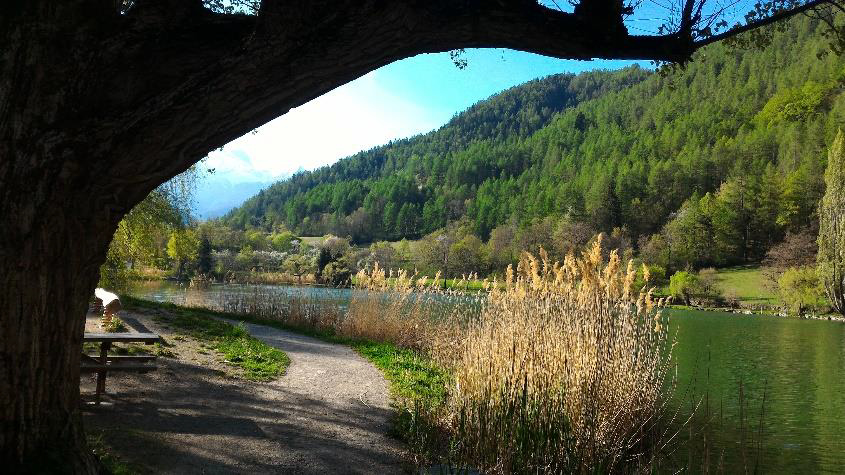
left=82, top=310, right=405, bottom=474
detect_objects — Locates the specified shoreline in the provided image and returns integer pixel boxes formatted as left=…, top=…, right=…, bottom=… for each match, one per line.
left=665, top=303, right=845, bottom=322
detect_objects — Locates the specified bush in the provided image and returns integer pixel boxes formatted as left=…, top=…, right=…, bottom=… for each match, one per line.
left=668, top=269, right=723, bottom=305
left=634, top=264, right=667, bottom=290
left=669, top=271, right=698, bottom=304
left=322, top=260, right=351, bottom=287
left=778, top=266, right=824, bottom=314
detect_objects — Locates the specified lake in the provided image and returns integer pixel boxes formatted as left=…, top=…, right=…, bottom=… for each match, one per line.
left=130, top=281, right=845, bottom=473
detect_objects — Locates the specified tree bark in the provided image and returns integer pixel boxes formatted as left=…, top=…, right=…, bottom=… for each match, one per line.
left=0, top=173, right=120, bottom=472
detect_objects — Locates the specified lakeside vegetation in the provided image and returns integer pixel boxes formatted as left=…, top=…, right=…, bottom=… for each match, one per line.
left=126, top=241, right=678, bottom=472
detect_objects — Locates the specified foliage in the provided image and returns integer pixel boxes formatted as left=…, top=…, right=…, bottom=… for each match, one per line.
left=270, top=230, right=296, bottom=252
left=818, top=129, right=845, bottom=315
left=167, top=228, right=200, bottom=276
left=321, top=260, right=351, bottom=287
left=763, top=230, right=819, bottom=271
left=283, top=253, right=315, bottom=283
left=778, top=266, right=824, bottom=314
left=100, top=190, right=184, bottom=289
left=99, top=163, right=204, bottom=288
left=197, top=236, right=213, bottom=275
left=225, top=17, right=837, bottom=272
left=755, top=80, right=839, bottom=127
left=669, top=271, right=699, bottom=304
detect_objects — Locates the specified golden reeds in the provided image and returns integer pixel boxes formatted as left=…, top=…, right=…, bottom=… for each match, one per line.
left=347, top=238, right=673, bottom=472
left=442, top=239, right=672, bottom=472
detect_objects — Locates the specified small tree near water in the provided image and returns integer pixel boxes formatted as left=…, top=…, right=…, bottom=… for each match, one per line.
left=669, top=271, right=698, bottom=305
left=197, top=237, right=213, bottom=276
left=778, top=267, right=823, bottom=315
left=167, top=229, right=199, bottom=278
left=818, top=130, right=845, bottom=315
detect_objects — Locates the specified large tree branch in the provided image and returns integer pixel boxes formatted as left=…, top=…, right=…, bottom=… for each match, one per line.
left=88, top=0, right=696, bottom=203
left=693, top=0, right=837, bottom=47
left=30, top=0, right=838, bottom=211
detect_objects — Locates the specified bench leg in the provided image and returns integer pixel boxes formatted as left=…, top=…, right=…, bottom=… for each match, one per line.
left=95, top=341, right=112, bottom=404
left=95, top=371, right=105, bottom=404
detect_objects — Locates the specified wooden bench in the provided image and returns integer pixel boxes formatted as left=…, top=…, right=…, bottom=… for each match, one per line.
left=82, top=332, right=161, bottom=404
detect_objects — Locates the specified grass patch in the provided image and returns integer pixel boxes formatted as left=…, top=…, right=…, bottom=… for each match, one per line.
left=351, top=341, right=448, bottom=406
left=87, top=432, right=138, bottom=475
left=123, top=296, right=289, bottom=381
left=713, top=265, right=779, bottom=305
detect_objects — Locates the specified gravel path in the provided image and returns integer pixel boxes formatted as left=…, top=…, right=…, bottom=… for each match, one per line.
left=82, top=310, right=405, bottom=474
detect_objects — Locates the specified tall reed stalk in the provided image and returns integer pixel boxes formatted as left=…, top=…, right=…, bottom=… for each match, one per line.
left=440, top=243, right=672, bottom=472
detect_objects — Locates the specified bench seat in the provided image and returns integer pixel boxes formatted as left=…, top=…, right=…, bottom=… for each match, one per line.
left=81, top=361, right=156, bottom=372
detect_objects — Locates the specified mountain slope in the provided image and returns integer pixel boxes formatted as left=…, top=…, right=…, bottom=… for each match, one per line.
left=225, top=16, right=843, bottom=257
left=223, top=67, right=650, bottom=233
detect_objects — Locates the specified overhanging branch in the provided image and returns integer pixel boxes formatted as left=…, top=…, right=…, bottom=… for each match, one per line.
left=79, top=0, right=840, bottom=202
left=693, top=0, right=836, bottom=48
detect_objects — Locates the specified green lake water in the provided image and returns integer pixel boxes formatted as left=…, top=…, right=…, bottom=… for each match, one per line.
left=130, top=282, right=845, bottom=473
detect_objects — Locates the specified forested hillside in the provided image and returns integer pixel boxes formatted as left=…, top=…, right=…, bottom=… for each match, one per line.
left=225, top=16, right=845, bottom=270
left=224, top=67, right=650, bottom=233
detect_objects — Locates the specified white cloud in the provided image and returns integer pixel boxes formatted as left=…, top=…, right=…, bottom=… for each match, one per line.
left=205, top=71, right=440, bottom=181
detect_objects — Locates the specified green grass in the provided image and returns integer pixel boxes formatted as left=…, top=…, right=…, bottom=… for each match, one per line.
left=87, top=432, right=138, bottom=475
left=712, top=265, right=779, bottom=306
left=122, top=296, right=289, bottom=381
left=351, top=341, right=448, bottom=407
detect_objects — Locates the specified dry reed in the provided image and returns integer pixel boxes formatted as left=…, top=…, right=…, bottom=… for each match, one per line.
left=346, top=239, right=674, bottom=472
left=441, top=241, right=673, bottom=472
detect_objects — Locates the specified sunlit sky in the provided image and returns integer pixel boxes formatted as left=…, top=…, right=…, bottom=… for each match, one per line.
left=205, top=49, right=647, bottom=181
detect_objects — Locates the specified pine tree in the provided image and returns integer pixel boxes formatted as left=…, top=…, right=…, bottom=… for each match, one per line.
left=197, top=237, right=213, bottom=276
left=818, top=130, right=845, bottom=315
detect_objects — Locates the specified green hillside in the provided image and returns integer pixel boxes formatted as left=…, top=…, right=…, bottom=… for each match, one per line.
left=225, top=17, right=843, bottom=271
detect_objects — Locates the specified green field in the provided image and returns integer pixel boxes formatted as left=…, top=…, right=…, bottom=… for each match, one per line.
left=297, top=236, right=326, bottom=247
left=711, top=265, right=779, bottom=306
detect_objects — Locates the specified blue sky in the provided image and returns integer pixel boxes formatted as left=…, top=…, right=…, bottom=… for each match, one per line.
left=204, top=49, right=647, bottom=181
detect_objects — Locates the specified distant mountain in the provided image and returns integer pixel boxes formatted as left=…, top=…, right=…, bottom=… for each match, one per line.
left=195, top=173, right=279, bottom=219
left=224, top=17, right=841, bottom=254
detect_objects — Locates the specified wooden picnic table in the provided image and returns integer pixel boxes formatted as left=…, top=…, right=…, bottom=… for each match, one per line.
left=82, top=332, right=160, bottom=404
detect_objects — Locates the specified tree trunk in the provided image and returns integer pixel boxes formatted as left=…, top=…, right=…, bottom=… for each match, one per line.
left=0, top=168, right=117, bottom=472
